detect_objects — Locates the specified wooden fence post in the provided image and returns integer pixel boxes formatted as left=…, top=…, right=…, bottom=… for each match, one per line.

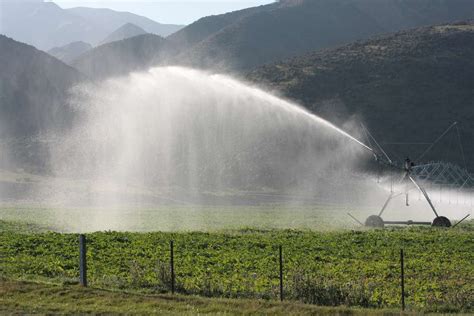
left=279, top=245, right=283, bottom=302
left=79, top=234, right=87, bottom=287
left=400, top=248, right=405, bottom=311
left=170, top=240, right=175, bottom=294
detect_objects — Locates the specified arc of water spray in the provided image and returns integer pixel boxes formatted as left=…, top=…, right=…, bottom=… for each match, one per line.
left=316, top=119, right=374, bottom=153
left=247, top=87, right=376, bottom=154
left=215, top=70, right=376, bottom=155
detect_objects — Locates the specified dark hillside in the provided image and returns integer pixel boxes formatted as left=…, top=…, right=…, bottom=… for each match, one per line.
left=0, top=35, right=83, bottom=137
left=167, top=3, right=276, bottom=49
left=248, top=23, right=474, bottom=170
left=173, top=0, right=474, bottom=71
left=180, top=0, right=383, bottom=71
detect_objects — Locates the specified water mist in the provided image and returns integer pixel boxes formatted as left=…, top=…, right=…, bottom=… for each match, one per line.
left=44, top=66, right=372, bottom=208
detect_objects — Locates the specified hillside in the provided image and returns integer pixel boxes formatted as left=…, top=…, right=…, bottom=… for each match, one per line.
left=71, top=34, right=175, bottom=80
left=171, top=0, right=474, bottom=71
left=167, top=4, right=273, bottom=50
left=0, top=35, right=83, bottom=136
left=47, top=41, right=92, bottom=64
left=248, top=22, right=474, bottom=170
left=0, top=1, right=183, bottom=50
left=100, top=23, right=147, bottom=45
left=0, top=35, right=84, bottom=170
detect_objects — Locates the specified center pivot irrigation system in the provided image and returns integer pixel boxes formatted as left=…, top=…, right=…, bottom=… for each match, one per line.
left=347, top=122, right=471, bottom=228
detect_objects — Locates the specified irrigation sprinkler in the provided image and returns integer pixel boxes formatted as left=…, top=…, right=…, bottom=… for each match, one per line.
left=348, top=122, right=471, bottom=228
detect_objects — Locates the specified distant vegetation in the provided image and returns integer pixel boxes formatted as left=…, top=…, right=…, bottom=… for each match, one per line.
left=1, top=222, right=473, bottom=312
left=248, top=22, right=474, bottom=170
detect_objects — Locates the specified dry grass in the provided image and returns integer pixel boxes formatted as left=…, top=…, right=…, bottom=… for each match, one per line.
left=0, top=279, right=407, bottom=315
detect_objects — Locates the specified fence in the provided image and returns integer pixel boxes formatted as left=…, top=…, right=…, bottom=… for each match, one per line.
left=77, top=234, right=408, bottom=311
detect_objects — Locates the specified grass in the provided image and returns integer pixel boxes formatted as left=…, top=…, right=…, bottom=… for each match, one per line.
left=0, top=279, right=409, bottom=315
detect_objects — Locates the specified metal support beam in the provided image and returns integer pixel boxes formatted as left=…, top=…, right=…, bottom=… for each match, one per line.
left=409, top=176, right=439, bottom=217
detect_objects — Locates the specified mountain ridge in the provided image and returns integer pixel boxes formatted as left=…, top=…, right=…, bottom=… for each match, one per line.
left=67, top=7, right=183, bottom=38
left=100, top=23, right=147, bottom=45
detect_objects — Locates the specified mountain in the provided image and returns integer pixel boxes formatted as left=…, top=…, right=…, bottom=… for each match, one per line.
left=0, top=1, right=184, bottom=51
left=248, top=22, right=474, bottom=170
left=0, top=1, right=94, bottom=51
left=0, top=35, right=84, bottom=171
left=100, top=23, right=147, bottom=45
left=67, top=7, right=183, bottom=38
left=71, top=34, right=175, bottom=80
left=169, top=0, right=474, bottom=71
left=47, top=41, right=93, bottom=64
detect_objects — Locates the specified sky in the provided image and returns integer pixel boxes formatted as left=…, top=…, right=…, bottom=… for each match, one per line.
left=52, top=0, right=275, bottom=25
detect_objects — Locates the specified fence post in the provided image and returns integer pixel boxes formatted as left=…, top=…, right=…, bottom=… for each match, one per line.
left=400, top=248, right=405, bottom=311
left=79, top=234, right=87, bottom=287
left=279, top=245, right=283, bottom=302
left=170, top=240, right=175, bottom=294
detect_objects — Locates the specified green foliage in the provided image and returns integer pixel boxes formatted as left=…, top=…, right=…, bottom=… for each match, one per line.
left=1, top=227, right=473, bottom=312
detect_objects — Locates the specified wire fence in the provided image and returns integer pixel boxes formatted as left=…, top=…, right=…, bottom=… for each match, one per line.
left=71, top=235, right=473, bottom=311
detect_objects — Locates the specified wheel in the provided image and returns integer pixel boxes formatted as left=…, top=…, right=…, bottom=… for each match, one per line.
left=365, top=215, right=384, bottom=228
left=432, top=216, right=451, bottom=228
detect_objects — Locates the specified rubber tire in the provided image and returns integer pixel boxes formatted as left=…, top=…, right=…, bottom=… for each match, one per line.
left=432, top=216, right=452, bottom=228
left=365, top=215, right=384, bottom=228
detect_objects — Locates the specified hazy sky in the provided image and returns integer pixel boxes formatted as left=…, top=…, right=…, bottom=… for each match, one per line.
left=52, top=1, right=275, bottom=25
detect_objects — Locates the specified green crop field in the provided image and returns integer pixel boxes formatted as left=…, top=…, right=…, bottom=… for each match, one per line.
left=1, top=219, right=473, bottom=313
